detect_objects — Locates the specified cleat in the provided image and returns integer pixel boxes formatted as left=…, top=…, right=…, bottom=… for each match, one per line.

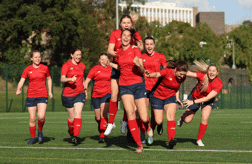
left=68, top=130, right=73, bottom=137
left=98, top=137, right=105, bottom=143
left=120, top=119, right=128, bottom=134
left=147, top=127, right=153, bottom=137
left=27, top=138, right=36, bottom=145
left=147, top=136, right=154, bottom=145
left=38, top=130, right=43, bottom=143
left=196, top=140, right=205, bottom=146
left=168, top=139, right=177, bottom=149
left=141, top=133, right=146, bottom=144
left=177, top=112, right=185, bottom=127
left=72, top=136, right=79, bottom=144
left=135, top=146, right=144, bottom=153
left=104, top=123, right=116, bottom=136
left=157, top=124, right=163, bottom=135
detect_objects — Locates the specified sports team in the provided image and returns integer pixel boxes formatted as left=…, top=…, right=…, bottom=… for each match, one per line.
left=16, top=14, right=223, bottom=153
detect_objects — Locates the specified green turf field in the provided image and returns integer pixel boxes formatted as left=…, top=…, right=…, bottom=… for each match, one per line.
left=0, top=109, right=251, bottom=164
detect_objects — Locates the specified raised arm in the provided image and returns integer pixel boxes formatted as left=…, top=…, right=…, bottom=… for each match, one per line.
left=16, top=78, right=26, bottom=95
left=133, top=56, right=145, bottom=74
left=186, top=71, right=197, bottom=78
left=107, top=43, right=117, bottom=57
left=145, top=71, right=161, bottom=78
left=136, top=40, right=143, bottom=51
left=46, top=76, right=53, bottom=99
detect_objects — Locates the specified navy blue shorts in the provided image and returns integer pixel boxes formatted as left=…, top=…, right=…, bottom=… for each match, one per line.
left=92, top=94, right=111, bottom=109
left=187, top=92, right=215, bottom=113
left=111, top=68, right=120, bottom=79
left=61, top=93, right=86, bottom=108
left=120, top=82, right=147, bottom=99
left=26, top=97, right=48, bottom=107
left=150, top=95, right=177, bottom=110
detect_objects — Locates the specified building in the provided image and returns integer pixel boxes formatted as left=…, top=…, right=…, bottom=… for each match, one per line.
left=225, top=24, right=240, bottom=33
left=119, top=1, right=198, bottom=27
left=196, top=12, right=225, bottom=35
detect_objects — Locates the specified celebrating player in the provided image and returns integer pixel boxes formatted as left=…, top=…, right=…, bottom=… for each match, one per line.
left=177, top=62, right=223, bottom=147
left=84, top=53, right=112, bottom=143
left=105, top=14, right=143, bottom=136
left=141, top=36, right=167, bottom=144
left=145, top=60, right=188, bottom=149
left=61, top=48, right=86, bottom=145
left=16, top=51, right=53, bottom=144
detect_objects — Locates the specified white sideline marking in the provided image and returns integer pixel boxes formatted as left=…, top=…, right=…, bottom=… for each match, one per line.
left=0, top=146, right=251, bottom=153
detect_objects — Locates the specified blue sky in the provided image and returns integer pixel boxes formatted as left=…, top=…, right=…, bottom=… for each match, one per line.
left=148, top=0, right=252, bottom=25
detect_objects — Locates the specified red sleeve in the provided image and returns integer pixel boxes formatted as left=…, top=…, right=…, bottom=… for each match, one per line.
left=135, top=31, right=142, bottom=41
left=21, top=67, right=28, bottom=79
left=160, top=54, right=168, bottom=67
left=87, top=67, right=96, bottom=79
left=159, top=68, right=169, bottom=77
left=45, top=66, right=50, bottom=77
left=196, top=72, right=206, bottom=81
left=133, top=48, right=142, bottom=58
left=109, top=31, right=117, bottom=44
left=212, top=78, right=223, bottom=93
left=61, top=63, right=68, bottom=76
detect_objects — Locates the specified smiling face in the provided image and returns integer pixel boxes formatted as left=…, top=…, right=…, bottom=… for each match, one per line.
left=71, top=50, right=82, bottom=64
left=31, top=52, right=41, bottom=66
left=144, top=39, right=155, bottom=55
left=175, top=69, right=187, bottom=80
left=207, top=65, right=219, bottom=80
left=120, top=17, right=132, bottom=30
left=99, top=54, right=109, bottom=67
left=121, top=30, right=132, bottom=47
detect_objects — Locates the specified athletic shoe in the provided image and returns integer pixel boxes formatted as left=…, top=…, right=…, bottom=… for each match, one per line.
left=104, top=123, right=116, bottom=136
left=68, top=130, right=73, bottom=137
left=141, top=133, right=146, bottom=144
left=168, top=139, right=177, bottom=149
left=72, top=136, right=79, bottom=144
left=98, top=137, right=105, bottom=143
left=38, top=130, right=43, bottom=143
left=135, top=146, right=144, bottom=153
left=27, top=138, right=36, bottom=145
left=157, top=124, right=163, bottom=135
left=147, top=136, right=153, bottom=145
left=120, top=119, right=128, bottom=134
left=196, top=140, right=205, bottom=146
left=177, top=112, right=185, bottom=127
left=147, top=127, right=153, bottom=137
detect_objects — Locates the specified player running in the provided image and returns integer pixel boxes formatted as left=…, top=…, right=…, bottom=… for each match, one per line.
left=61, top=48, right=86, bottom=145
left=84, top=53, right=112, bottom=143
left=141, top=36, right=168, bottom=144
left=16, top=51, right=53, bottom=144
left=178, top=62, right=223, bottom=147
left=105, top=14, right=143, bottom=136
left=145, top=60, right=188, bottom=149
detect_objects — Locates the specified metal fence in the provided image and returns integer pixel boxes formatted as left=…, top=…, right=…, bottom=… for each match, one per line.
left=0, top=64, right=251, bottom=112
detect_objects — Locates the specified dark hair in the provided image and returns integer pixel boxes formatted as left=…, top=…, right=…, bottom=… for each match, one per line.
left=30, top=50, right=40, bottom=58
left=70, top=48, right=81, bottom=55
left=120, top=14, right=133, bottom=24
left=207, top=64, right=219, bottom=72
left=99, top=53, right=109, bottom=58
left=144, top=36, right=155, bottom=44
left=121, top=28, right=138, bottom=42
left=166, top=59, right=188, bottom=72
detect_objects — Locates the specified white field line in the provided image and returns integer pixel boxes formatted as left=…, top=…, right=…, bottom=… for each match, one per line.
left=0, top=146, right=251, bottom=153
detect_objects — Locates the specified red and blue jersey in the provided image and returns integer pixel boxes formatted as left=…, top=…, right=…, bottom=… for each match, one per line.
left=21, top=64, right=50, bottom=98
left=191, top=72, right=223, bottom=99
left=87, top=64, right=112, bottom=98
left=142, top=52, right=167, bottom=91
left=61, top=60, right=86, bottom=97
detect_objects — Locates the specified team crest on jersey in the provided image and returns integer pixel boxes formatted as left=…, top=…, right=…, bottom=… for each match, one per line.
left=143, top=59, right=146, bottom=62
left=127, top=52, right=132, bottom=55
left=169, top=78, right=172, bottom=80
left=29, top=71, right=32, bottom=74
left=154, top=59, right=159, bottom=61
left=118, top=38, right=121, bottom=41
left=70, top=68, right=73, bottom=70
left=98, top=71, right=100, bottom=73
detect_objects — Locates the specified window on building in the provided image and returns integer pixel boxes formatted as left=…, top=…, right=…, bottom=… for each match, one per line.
left=142, top=8, right=144, bottom=16
left=146, top=9, right=149, bottom=16
left=154, top=10, right=155, bottom=17
left=161, top=11, right=163, bottom=17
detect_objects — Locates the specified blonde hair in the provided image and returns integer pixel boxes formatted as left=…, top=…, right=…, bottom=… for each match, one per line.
left=191, top=61, right=219, bottom=92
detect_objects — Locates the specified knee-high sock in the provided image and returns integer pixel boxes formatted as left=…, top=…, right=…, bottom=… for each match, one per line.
left=122, top=108, right=128, bottom=122
left=128, top=119, right=142, bottom=148
left=68, top=120, right=74, bottom=134
left=150, top=110, right=157, bottom=131
left=100, top=118, right=108, bottom=138
left=197, top=123, right=208, bottom=141
left=108, top=100, right=118, bottom=124
left=181, top=113, right=185, bottom=121
left=38, top=120, right=45, bottom=131
left=136, top=118, right=145, bottom=134
left=167, top=121, right=176, bottom=142
left=29, top=125, right=36, bottom=138
left=73, top=118, right=82, bottom=137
